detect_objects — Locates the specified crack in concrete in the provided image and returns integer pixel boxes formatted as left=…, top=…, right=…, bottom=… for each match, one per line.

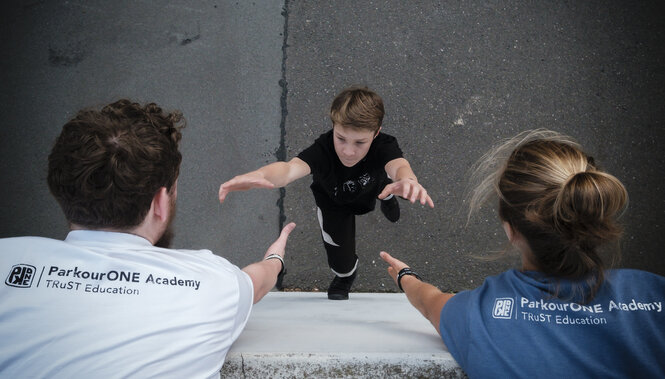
left=276, top=0, right=290, bottom=231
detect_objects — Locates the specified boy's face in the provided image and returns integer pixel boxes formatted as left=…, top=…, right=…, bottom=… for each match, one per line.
left=332, top=124, right=380, bottom=167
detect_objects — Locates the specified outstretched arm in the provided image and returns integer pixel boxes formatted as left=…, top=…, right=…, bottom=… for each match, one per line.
left=219, top=158, right=310, bottom=203
left=242, top=222, right=296, bottom=304
left=380, top=251, right=453, bottom=335
left=380, top=158, right=434, bottom=207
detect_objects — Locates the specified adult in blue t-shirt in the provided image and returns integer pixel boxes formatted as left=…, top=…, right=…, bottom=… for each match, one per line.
left=381, top=130, right=665, bottom=378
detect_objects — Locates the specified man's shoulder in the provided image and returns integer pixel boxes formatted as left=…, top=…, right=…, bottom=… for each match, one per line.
left=0, top=235, right=65, bottom=247
left=163, top=247, right=237, bottom=269
left=1, top=233, right=237, bottom=273
left=1, top=235, right=61, bottom=241
left=124, top=244, right=240, bottom=275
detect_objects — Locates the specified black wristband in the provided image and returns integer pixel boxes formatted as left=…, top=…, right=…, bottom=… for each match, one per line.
left=397, top=267, right=422, bottom=292
left=264, top=254, right=285, bottom=276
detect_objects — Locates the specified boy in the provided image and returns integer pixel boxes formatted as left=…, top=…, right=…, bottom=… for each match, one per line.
left=219, top=86, right=434, bottom=300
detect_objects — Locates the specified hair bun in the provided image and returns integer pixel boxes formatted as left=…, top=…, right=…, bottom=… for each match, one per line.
left=553, top=171, right=628, bottom=243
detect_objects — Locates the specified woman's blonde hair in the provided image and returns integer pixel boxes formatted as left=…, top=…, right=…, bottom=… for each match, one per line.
left=468, top=129, right=628, bottom=301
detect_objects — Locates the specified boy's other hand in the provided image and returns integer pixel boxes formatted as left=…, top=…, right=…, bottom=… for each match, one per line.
left=219, top=173, right=275, bottom=203
left=378, top=178, right=434, bottom=208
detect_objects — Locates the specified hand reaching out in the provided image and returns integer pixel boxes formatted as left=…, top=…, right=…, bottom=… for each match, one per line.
left=219, top=172, right=275, bottom=203
left=264, top=222, right=296, bottom=261
left=379, top=251, right=410, bottom=285
left=242, top=222, right=296, bottom=303
left=378, top=178, right=434, bottom=208
left=380, top=251, right=452, bottom=334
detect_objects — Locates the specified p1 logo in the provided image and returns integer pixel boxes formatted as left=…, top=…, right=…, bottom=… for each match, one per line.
left=492, top=297, right=514, bottom=319
left=5, top=264, right=36, bottom=288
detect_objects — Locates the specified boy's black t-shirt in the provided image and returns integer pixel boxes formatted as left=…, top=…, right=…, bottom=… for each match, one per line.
left=297, top=130, right=403, bottom=214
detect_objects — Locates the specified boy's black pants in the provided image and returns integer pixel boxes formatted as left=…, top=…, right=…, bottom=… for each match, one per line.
left=316, top=206, right=358, bottom=276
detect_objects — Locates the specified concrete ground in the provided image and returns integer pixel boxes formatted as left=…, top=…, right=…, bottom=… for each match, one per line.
left=1, top=0, right=664, bottom=294
left=220, top=291, right=466, bottom=378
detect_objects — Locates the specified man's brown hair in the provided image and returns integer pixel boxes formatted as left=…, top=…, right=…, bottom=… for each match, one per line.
left=330, top=86, right=384, bottom=133
left=47, top=99, right=185, bottom=229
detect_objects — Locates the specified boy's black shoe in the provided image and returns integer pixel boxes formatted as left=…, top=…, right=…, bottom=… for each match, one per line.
left=327, top=271, right=357, bottom=300
left=380, top=196, right=400, bottom=223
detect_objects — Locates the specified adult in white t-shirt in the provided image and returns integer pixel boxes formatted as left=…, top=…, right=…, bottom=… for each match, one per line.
left=0, top=99, right=295, bottom=378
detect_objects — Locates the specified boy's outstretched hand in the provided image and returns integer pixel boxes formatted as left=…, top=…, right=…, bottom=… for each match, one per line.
left=378, top=178, right=434, bottom=208
left=219, top=172, right=275, bottom=203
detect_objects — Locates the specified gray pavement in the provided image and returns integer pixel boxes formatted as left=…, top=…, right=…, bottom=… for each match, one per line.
left=1, top=0, right=665, bottom=294
left=280, top=0, right=665, bottom=292
left=220, top=292, right=465, bottom=378
left=0, top=0, right=285, bottom=269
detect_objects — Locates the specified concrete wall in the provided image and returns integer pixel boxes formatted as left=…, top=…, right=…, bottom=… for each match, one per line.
left=1, top=1, right=664, bottom=292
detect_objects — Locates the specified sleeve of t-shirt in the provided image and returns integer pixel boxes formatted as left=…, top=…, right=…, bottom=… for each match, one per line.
left=376, top=134, right=404, bottom=166
left=297, top=140, right=327, bottom=176
left=229, top=269, right=254, bottom=342
left=439, top=290, right=472, bottom=368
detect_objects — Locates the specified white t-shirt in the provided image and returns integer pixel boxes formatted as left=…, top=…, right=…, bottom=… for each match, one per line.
left=0, top=230, right=253, bottom=378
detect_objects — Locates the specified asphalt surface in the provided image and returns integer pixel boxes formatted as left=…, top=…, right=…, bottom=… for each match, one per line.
left=1, top=1, right=664, bottom=293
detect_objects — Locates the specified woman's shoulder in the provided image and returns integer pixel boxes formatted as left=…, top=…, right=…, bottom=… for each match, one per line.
left=606, top=268, right=665, bottom=287
left=608, top=267, right=664, bottom=277
left=452, top=269, right=527, bottom=300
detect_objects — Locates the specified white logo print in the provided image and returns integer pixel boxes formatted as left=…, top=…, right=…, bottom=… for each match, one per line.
left=493, top=297, right=514, bottom=319
left=342, top=180, right=357, bottom=192
left=358, top=173, right=371, bottom=186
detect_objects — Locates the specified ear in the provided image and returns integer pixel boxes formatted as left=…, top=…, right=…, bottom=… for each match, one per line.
left=502, top=221, right=515, bottom=242
left=374, top=126, right=382, bottom=138
left=152, top=187, right=172, bottom=223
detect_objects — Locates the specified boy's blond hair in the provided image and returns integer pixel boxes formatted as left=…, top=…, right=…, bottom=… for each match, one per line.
left=330, top=86, right=384, bottom=133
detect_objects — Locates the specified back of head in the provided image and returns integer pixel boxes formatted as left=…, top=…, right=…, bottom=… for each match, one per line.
left=329, top=86, right=384, bottom=133
left=48, top=99, right=185, bottom=229
left=469, top=130, right=628, bottom=301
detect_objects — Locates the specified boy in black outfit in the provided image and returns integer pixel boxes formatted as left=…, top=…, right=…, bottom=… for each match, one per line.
left=219, top=86, right=434, bottom=300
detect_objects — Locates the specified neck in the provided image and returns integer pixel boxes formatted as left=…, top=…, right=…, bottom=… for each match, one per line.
left=519, top=247, right=540, bottom=271
left=511, top=237, right=539, bottom=272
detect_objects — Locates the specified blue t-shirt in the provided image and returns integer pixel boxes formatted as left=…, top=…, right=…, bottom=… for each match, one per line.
left=440, top=269, right=665, bottom=378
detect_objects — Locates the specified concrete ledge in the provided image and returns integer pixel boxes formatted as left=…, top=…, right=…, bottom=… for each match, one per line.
left=221, top=292, right=465, bottom=378
left=222, top=353, right=463, bottom=378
